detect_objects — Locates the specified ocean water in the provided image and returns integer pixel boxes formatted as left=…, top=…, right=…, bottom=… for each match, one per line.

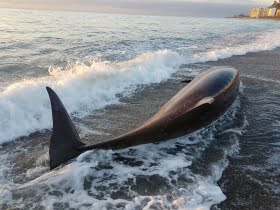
left=0, top=8, right=280, bottom=210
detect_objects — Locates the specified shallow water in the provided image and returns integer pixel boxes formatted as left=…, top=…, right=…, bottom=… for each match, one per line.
left=207, top=50, right=280, bottom=209
left=0, top=9, right=280, bottom=209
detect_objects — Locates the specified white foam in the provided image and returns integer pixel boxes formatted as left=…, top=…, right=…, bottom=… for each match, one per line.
left=0, top=99, right=244, bottom=210
left=1, top=28, right=280, bottom=144
left=0, top=186, right=13, bottom=207
left=17, top=136, right=225, bottom=210
left=26, top=166, right=47, bottom=179
left=0, top=29, right=280, bottom=144
left=0, top=50, right=184, bottom=144
left=191, top=28, right=280, bottom=63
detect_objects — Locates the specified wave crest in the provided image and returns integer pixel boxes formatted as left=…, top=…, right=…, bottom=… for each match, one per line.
left=0, top=50, right=184, bottom=144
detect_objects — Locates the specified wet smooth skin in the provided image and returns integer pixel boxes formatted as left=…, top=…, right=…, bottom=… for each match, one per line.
left=47, top=66, right=239, bottom=169
left=79, top=66, right=240, bottom=151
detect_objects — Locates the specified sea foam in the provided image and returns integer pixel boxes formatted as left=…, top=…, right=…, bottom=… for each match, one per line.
left=0, top=50, right=184, bottom=144
left=1, top=28, right=280, bottom=144
left=190, top=28, right=280, bottom=63
left=0, top=99, right=243, bottom=210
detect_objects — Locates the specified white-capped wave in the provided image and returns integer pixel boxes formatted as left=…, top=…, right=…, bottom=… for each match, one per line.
left=0, top=99, right=243, bottom=210
left=1, top=28, right=280, bottom=144
left=191, top=28, right=280, bottom=63
left=0, top=50, right=184, bottom=144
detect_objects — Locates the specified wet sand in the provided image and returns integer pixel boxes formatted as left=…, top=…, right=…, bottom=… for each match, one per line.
left=1, top=49, right=280, bottom=209
left=204, top=48, right=280, bottom=210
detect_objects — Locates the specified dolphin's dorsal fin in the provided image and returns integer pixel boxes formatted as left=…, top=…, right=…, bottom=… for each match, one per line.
left=46, top=87, right=85, bottom=170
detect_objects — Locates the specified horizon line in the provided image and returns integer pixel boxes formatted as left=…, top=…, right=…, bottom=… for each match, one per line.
left=0, top=6, right=232, bottom=19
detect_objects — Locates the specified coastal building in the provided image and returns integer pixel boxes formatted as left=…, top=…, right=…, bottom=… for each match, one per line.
left=268, top=8, right=277, bottom=16
left=250, top=7, right=263, bottom=18
left=249, top=1, right=280, bottom=18
left=268, top=1, right=280, bottom=17
left=264, top=8, right=270, bottom=17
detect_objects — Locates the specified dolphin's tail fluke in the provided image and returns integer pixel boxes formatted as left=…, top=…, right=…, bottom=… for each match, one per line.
left=46, top=87, right=85, bottom=170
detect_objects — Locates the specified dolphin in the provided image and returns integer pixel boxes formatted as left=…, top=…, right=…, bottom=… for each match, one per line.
left=46, top=66, right=240, bottom=169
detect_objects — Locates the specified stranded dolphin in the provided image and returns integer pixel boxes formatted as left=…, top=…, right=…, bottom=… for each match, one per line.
left=46, top=66, right=240, bottom=169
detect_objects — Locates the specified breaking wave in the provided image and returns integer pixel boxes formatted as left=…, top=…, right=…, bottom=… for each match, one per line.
left=0, top=98, right=244, bottom=210
left=1, top=28, right=280, bottom=144
left=0, top=27, right=280, bottom=144
left=0, top=50, right=184, bottom=144
left=190, top=28, right=280, bottom=63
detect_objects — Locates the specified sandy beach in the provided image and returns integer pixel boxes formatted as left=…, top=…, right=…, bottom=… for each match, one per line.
left=1, top=9, right=280, bottom=209
left=3, top=48, right=279, bottom=210
left=84, top=47, right=280, bottom=209
left=205, top=48, right=280, bottom=209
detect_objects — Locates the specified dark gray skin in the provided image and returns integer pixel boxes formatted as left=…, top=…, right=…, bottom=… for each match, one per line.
left=46, top=66, right=240, bottom=169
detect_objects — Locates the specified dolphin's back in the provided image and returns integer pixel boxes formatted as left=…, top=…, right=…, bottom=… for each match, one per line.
left=46, top=66, right=239, bottom=169
left=80, top=67, right=239, bottom=150
left=142, top=67, right=238, bottom=125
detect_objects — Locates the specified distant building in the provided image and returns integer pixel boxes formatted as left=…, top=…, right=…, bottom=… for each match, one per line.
left=264, top=8, right=270, bottom=17
left=269, top=1, right=280, bottom=16
left=271, top=1, right=280, bottom=17
left=250, top=7, right=264, bottom=18
left=249, top=1, right=280, bottom=18
left=268, top=7, right=277, bottom=16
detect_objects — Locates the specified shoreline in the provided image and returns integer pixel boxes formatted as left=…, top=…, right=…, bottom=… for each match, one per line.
left=1, top=9, right=279, bottom=209
left=202, top=48, right=280, bottom=209
left=2, top=48, right=279, bottom=209
left=231, top=16, right=280, bottom=21
left=1, top=48, right=280, bottom=209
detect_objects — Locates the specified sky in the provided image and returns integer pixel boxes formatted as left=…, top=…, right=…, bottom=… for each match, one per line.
left=0, top=0, right=276, bottom=17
